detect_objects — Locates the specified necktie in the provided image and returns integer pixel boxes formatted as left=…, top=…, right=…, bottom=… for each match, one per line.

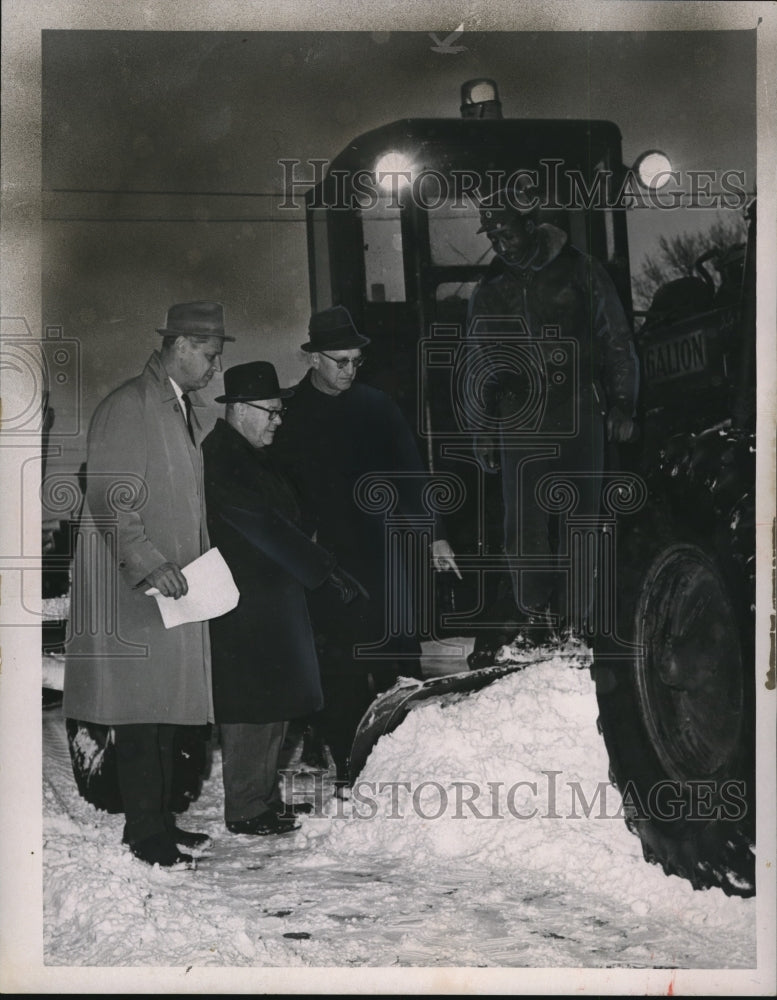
left=181, top=392, right=195, bottom=445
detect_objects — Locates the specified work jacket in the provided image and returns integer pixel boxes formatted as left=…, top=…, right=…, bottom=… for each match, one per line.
left=466, top=225, right=639, bottom=434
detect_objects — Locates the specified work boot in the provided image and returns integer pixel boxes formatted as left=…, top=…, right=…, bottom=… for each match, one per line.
left=467, top=643, right=502, bottom=670
left=467, top=582, right=526, bottom=669
left=467, top=626, right=522, bottom=669
left=509, top=607, right=555, bottom=650
left=555, top=625, right=589, bottom=659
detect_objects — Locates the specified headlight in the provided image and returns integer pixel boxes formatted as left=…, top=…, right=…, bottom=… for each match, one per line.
left=634, top=150, right=674, bottom=190
left=374, top=151, right=415, bottom=191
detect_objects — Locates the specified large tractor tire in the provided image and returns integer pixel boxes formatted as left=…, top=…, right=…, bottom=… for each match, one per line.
left=593, top=537, right=755, bottom=897
left=66, top=719, right=211, bottom=815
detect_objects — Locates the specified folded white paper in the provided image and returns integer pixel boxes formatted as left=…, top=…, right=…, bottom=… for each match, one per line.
left=145, top=547, right=239, bottom=629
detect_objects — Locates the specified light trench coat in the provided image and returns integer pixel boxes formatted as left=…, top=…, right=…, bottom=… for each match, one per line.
left=64, top=351, right=214, bottom=725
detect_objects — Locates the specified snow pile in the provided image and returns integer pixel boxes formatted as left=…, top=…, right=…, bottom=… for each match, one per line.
left=305, top=657, right=752, bottom=929
left=41, top=645, right=755, bottom=970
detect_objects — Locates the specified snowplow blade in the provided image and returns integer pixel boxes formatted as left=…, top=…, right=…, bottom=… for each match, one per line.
left=348, top=661, right=529, bottom=784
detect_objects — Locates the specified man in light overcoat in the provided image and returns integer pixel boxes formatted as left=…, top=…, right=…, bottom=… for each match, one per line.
left=64, top=301, right=232, bottom=868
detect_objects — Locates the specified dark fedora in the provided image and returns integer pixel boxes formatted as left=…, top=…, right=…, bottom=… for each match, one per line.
left=157, top=300, right=235, bottom=341
left=300, top=305, right=370, bottom=353
left=214, top=361, right=293, bottom=403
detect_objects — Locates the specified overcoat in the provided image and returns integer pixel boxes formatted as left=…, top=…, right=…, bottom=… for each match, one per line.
left=272, top=373, right=440, bottom=665
left=64, top=351, right=213, bottom=726
left=202, top=418, right=333, bottom=724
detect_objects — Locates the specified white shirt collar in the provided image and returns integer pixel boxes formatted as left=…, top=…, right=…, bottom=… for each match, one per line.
left=168, top=377, right=185, bottom=403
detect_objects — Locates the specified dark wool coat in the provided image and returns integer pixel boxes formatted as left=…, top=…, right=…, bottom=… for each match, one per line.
left=202, top=418, right=333, bottom=723
left=272, top=373, right=440, bottom=666
left=64, top=351, right=213, bottom=726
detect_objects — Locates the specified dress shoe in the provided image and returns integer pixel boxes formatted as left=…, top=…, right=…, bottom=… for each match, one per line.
left=128, top=831, right=197, bottom=869
left=226, top=811, right=300, bottom=836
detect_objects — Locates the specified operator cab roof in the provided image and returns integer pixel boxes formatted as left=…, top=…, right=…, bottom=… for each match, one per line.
left=325, top=117, right=624, bottom=179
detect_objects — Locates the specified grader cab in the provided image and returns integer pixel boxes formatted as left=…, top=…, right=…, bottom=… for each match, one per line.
left=307, top=80, right=757, bottom=897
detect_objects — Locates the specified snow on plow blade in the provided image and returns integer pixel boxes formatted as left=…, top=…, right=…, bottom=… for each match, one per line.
left=348, top=661, right=531, bottom=784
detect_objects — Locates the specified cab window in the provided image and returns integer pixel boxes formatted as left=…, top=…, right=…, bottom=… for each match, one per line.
left=361, top=195, right=406, bottom=302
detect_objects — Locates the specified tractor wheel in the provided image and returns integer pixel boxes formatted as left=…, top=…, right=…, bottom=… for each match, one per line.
left=593, top=541, right=755, bottom=896
left=65, top=719, right=210, bottom=815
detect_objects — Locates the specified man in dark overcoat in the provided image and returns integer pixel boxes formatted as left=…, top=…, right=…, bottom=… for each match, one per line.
left=272, top=307, right=460, bottom=784
left=203, top=361, right=362, bottom=834
left=464, top=182, right=639, bottom=663
left=65, top=301, right=232, bottom=867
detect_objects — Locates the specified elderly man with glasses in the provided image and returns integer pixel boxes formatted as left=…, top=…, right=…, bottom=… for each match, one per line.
left=202, top=361, right=364, bottom=834
left=272, top=306, right=460, bottom=787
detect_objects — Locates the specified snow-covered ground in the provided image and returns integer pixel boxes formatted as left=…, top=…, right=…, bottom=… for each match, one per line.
left=38, top=639, right=759, bottom=993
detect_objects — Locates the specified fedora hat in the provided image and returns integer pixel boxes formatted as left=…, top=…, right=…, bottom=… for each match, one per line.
left=300, top=305, right=370, bottom=353
left=157, top=300, right=235, bottom=341
left=214, top=361, right=293, bottom=403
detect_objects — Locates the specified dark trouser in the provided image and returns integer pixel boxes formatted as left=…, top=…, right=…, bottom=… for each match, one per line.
left=219, top=721, right=288, bottom=823
left=501, top=423, right=604, bottom=629
left=306, top=559, right=424, bottom=780
left=314, top=656, right=423, bottom=781
left=114, top=723, right=177, bottom=845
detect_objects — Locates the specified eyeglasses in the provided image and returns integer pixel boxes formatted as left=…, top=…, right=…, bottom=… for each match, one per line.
left=243, top=403, right=287, bottom=421
left=319, top=352, right=365, bottom=371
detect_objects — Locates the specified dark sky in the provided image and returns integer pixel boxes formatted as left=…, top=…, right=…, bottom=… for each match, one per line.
left=43, top=30, right=756, bottom=194
left=40, top=29, right=756, bottom=472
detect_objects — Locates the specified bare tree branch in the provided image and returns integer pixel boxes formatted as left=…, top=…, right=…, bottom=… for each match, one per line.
left=632, top=215, right=747, bottom=311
